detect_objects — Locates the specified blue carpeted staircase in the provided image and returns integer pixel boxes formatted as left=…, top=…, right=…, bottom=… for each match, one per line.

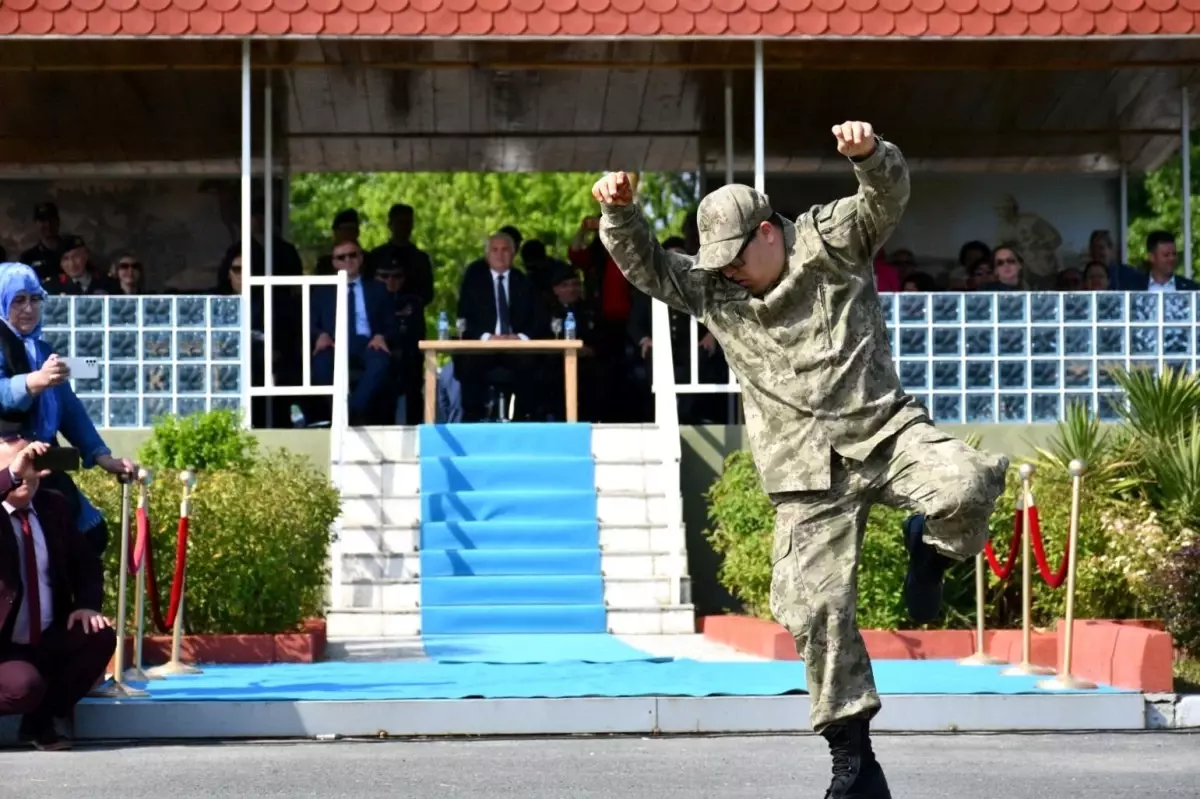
left=419, top=423, right=607, bottom=638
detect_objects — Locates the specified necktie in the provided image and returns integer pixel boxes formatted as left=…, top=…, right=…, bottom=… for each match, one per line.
left=346, top=283, right=357, bottom=340
left=496, top=274, right=512, bottom=335
left=16, top=509, right=41, bottom=646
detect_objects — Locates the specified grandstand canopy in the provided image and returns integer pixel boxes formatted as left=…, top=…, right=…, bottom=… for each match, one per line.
left=1, top=38, right=1198, bottom=176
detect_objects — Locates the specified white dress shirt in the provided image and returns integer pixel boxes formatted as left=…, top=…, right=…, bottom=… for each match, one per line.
left=480, top=268, right=529, bottom=342
left=7, top=502, right=53, bottom=644
left=1147, top=276, right=1177, bottom=293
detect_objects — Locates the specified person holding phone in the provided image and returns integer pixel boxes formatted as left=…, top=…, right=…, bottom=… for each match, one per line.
left=0, top=440, right=54, bottom=502
left=0, top=263, right=137, bottom=555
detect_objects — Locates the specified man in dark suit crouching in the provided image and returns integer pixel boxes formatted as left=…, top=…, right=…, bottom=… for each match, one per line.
left=0, top=435, right=114, bottom=751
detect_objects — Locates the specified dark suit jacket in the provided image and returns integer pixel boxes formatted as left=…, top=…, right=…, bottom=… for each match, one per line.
left=0, top=469, right=14, bottom=503
left=455, top=265, right=544, bottom=341
left=1128, top=271, right=1200, bottom=291
left=312, top=277, right=397, bottom=343
left=0, top=489, right=103, bottom=644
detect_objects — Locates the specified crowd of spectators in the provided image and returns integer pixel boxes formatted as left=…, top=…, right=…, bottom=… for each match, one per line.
left=3, top=195, right=1196, bottom=429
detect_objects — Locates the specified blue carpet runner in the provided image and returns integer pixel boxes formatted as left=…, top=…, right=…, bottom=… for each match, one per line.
left=420, top=423, right=653, bottom=662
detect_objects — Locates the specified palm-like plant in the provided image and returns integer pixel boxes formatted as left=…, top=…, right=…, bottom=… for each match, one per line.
left=1033, top=399, right=1132, bottom=497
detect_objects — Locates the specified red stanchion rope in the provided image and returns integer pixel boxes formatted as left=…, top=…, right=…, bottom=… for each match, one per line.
left=1026, top=506, right=1070, bottom=589
left=983, top=507, right=1021, bottom=580
left=128, top=502, right=191, bottom=634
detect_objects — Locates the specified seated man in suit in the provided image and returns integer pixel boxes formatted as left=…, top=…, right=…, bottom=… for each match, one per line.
left=454, top=232, right=548, bottom=421
left=0, top=435, right=115, bottom=751
left=311, top=240, right=398, bottom=425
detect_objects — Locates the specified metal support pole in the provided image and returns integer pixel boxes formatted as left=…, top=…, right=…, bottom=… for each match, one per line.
left=1119, top=164, right=1129, bottom=265
left=753, top=41, right=765, bottom=195
left=724, top=70, right=735, bottom=187
left=89, top=478, right=149, bottom=698
left=239, top=39, right=253, bottom=429
left=1182, top=84, right=1192, bottom=279
left=264, top=76, right=275, bottom=428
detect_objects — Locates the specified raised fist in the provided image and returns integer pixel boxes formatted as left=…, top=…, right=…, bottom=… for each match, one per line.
left=832, top=121, right=877, bottom=159
left=591, top=172, right=635, bottom=207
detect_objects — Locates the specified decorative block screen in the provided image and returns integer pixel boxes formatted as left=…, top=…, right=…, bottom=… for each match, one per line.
left=42, top=294, right=243, bottom=429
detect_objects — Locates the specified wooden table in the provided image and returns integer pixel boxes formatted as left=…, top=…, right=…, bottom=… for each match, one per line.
left=418, top=338, right=584, bottom=423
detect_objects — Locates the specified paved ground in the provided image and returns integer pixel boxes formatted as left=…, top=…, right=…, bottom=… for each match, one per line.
left=1, top=732, right=1196, bottom=797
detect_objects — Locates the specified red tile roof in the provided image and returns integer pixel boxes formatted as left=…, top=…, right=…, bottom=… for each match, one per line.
left=0, top=0, right=1197, bottom=36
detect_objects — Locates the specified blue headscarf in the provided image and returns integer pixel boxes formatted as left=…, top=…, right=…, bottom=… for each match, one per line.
left=0, top=262, right=58, bottom=443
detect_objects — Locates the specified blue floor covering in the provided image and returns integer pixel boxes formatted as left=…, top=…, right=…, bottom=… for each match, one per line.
left=82, top=659, right=1132, bottom=704
left=422, top=633, right=671, bottom=664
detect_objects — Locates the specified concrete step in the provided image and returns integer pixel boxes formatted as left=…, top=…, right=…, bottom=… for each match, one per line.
left=338, top=550, right=684, bottom=582
left=325, top=604, right=695, bottom=638
left=334, top=459, right=668, bottom=498
left=341, top=491, right=671, bottom=529
left=337, top=523, right=679, bottom=556
left=340, top=425, right=668, bottom=466
left=333, top=576, right=680, bottom=611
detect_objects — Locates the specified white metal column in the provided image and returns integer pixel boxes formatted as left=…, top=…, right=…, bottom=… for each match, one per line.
left=239, top=40, right=253, bottom=428
left=753, top=41, right=765, bottom=194
left=263, top=76, right=275, bottom=428
left=1119, top=164, right=1129, bottom=265
left=1183, top=84, right=1193, bottom=279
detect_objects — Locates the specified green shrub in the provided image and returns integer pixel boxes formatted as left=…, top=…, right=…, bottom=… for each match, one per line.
left=1151, top=540, right=1200, bottom=655
left=77, top=447, right=340, bottom=635
left=136, top=408, right=259, bottom=472
left=703, top=449, right=975, bottom=630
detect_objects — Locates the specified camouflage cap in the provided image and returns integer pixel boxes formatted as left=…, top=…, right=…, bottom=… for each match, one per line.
left=694, top=184, right=773, bottom=271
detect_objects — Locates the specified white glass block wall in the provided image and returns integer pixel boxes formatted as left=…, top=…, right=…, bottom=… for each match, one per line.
left=881, top=291, right=1196, bottom=424
left=41, top=294, right=242, bottom=428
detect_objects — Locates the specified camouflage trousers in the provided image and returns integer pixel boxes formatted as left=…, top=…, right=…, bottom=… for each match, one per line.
left=768, top=420, right=1009, bottom=732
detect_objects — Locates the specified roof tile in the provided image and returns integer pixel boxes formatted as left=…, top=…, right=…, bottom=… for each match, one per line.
left=1028, top=8, right=1062, bottom=30
left=593, top=6, right=629, bottom=28
left=893, top=5, right=928, bottom=27
left=122, top=6, right=156, bottom=27
left=86, top=6, right=122, bottom=28
left=859, top=6, right=894, bottom=28
left=0, top=0, right=1192, bottom=38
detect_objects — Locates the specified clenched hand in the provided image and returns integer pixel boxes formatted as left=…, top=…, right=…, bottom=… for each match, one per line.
left=832, top=121, right=877, bottom=160
left=591, top=172, right=635, bottom=207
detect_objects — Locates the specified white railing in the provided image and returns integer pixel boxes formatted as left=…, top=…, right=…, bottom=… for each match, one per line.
left=649, top=298, right=686, bottom=607
left=246, top=270, right=351, bottom=603
left=657, top=291, right=1200, bottom=423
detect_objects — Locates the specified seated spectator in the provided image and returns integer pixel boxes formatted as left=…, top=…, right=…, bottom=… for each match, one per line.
left=44, top=237, right=119, bottom=296
left=19, top=203, right=69, bottom=285
left=873, top=252, right=901, bottom=292
left=1138, top=231, right=1198, bottom=292
left=1056, top=267, right=1083, bottom=291
left=902, top=272, right=938, bottom=292
left=959, top=240, right=992, bottom=274
left=366, top=204, right=434, bottom=306
left=110, top=253, right=146, bottom=295
left=1083, top=261, right=1110, bottom=291
left=943, top=266, right=969, bottom=291
left=454, top=232, right=547, bottom=421
left=374, top=261, right=425, bottom=425
left=968, top=256, right=994, bottom=290
left=310, top=241, right=396, bottom=425
left=0, top=263, right=136, bottom=555
left=543, top=263, right=599, bottom=421
left=0, top=434, right=115, bottom=751
left=976, top=245, right=1028, bottom=291
left=1089, top=229, right=1143, bottom=291
left=315, top=210, right=362, bottom=276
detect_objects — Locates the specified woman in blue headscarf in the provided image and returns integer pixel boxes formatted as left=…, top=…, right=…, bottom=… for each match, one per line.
left=0, top=262, right=136, bottom=554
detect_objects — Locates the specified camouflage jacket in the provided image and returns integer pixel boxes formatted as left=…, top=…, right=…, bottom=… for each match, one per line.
left=599, top=138, right=927, bottom=494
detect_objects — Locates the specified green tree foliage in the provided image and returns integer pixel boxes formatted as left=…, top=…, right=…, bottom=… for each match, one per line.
left=288, top=171, right=700, bottom=334
left=1127, top=139, right=1200, bottom=271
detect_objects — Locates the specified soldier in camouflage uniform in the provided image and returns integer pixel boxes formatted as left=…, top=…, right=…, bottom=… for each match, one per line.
left=593, top=121, right=1009, bottom=799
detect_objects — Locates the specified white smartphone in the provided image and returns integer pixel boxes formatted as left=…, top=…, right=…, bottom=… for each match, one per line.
left=61, top=356, right=100, bottom=380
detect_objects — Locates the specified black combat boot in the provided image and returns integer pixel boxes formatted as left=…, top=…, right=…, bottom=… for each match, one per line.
left=821, top=717, right=891, bottom=799
left=902, top=513, right=954, bottom=624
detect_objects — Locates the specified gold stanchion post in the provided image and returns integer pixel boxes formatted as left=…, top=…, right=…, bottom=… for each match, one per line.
left=959, top=551, right=1007, bottom=666
left=89, top=474, right=150, bottom=698
left=1002, top=463, right=1057, bottom=677
left=145, top=470, right=203, bottom=678
left=1037, top=459, right=1098, bottom=691
left=124, top=468, right=161, bottom=683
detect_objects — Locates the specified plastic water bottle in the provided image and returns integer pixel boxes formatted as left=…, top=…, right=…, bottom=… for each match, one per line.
left=437, top=311, right=449, bottom=341
left=289, top=404, right=306, bottom=428
left=564, top=312, right=577, bottom=341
